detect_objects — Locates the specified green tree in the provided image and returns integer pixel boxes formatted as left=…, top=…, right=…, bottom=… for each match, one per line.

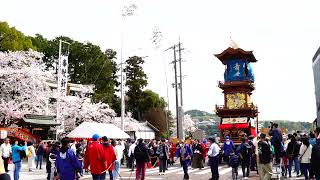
left=32, top=36, right=117, bottom=107
left=0, top=21, right=34, bottom=51
left=140, top=90, right=166, bottom=112
left=124, top=56, right=148, bottom=121
left=105, top=49, right=121, bottom=115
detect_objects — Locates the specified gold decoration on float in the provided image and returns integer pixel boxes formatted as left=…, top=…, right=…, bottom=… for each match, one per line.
left=226, top=93, right=246, bottom=109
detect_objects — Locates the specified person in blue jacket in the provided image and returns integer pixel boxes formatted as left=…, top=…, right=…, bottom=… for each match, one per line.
left=223, top=136, right=234, bottom=163
left=11, top=140, right=27, bottom=180
left=56, top=137, right=81, bottom=180
left=176, top=140, right=193, bottom=180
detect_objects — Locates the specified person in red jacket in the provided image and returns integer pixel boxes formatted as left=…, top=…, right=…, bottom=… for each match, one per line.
left=84, top=134, right=106, bottom=180
left=101, top=136, right=117, bottom=180
left=201, top=140, right=208, bottom=164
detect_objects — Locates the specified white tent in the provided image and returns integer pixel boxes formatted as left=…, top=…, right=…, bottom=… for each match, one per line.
left=67, top=122, right=130, bottom=139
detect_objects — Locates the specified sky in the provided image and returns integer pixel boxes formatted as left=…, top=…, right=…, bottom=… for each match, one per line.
left=0, top=0, right=319, bottom=122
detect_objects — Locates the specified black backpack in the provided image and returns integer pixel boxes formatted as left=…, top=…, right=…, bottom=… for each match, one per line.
left=239, top=143, right=252, bottom=160
left=134, top=145, right=148, bottom=162
left=258, top=141, right=272, bottom=164
left=19, top=149, right=27, bottom=159
left=229, top=154, right=240, bottom=168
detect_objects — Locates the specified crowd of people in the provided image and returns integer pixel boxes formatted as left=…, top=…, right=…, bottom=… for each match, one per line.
left=0, top=125, right=319, bottom=180
left=221, top=125, right=320, bottom=180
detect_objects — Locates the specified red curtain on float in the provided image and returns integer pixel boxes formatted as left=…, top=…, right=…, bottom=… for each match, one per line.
left=219, top=123, right=249, bottom=129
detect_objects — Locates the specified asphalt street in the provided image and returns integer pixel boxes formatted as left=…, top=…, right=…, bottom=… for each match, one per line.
left=6, top=161, right=306, bottom=180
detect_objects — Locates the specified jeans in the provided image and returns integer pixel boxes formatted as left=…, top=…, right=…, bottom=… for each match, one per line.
left=108, top=170, right=113, bottom=180
left=129, top=155, right=135, bottom=170
left=36, top=155, right=43, bottom=169
left=136, top=161, right=146, bottom=180
left=250, top=154, right=257, bottom=170
left=273, top=142, right=282, bottom=164
left=232, top=167, right=238, bottom=180
left=241, top=163, right=250, bottom=178
left=182, top=161, right=189, bottom=180
left=113, top=160, right=120, bottom=179
left=2, top=157, right=9, bottom=172
left=288, top=156, right=300, bottom=177
left=301, top=163, right=310, bottom=180
left=92, top=172, right=106, bottom=180
left=209, top=156, right=219, bottom=180
left=14, top=161, right=22, bottom=180
left=159, top=158, right=167, bottom=173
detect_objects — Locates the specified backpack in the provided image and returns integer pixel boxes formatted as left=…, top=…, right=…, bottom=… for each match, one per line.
left=134, top=145, right=148, bottom=162
left=19, top=149, right=27, bottom=159
left=239, top=143, right=252, bottom=160
left=258, top=141, right=272, bottom=164
left=26, top=147, right=32, bottom=158
left=229, top=154, right=240, bottom=168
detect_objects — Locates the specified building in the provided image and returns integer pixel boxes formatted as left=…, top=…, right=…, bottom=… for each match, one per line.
left=114, top=117, right=159, bottom=140
left=313, top=47, right=320, bottom=127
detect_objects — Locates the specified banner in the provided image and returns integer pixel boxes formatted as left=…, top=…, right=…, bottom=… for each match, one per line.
left=222, top=117, right=247, bottom=124
left=57, top=55, right=68, bottom=97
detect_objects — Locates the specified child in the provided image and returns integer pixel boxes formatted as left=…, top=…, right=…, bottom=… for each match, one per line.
left=229, top=151, right=240, bottom=180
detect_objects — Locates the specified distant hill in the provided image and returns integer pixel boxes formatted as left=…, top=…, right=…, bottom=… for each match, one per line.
left=185, top=109, right=219, bottom=122
left=185, top=109, right=220, bottom=137
left=185, top=109, right=214, bottom=117
left=260, top=120, right=313, bottom=133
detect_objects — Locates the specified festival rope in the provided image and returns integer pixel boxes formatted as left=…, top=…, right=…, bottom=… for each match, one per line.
left=113, top=156, right=159, bottom=180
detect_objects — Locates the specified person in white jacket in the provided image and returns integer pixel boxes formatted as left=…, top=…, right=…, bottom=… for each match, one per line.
left=299, top=137, right=312, bottom=180
left=112, top=140, right=125, bottom=180
left=27, top=142, right=36, bottom=172
left=128, top=140, right=137, bottom=171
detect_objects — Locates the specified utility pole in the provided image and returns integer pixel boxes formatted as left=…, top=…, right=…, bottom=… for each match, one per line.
left=178, top=41, right=183, bottom=107
left=173, top=45, right=180, bottom=139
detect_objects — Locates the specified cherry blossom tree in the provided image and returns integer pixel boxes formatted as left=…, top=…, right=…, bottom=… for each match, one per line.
left=169, top=114, right=197, bottom=137
left=183, top=114, right=197, bottom=133
left=0, top=50, right=117, bottom=131
left=0, top=50, right=53, bottom=126
left=60, top=96, right=116, bottom=133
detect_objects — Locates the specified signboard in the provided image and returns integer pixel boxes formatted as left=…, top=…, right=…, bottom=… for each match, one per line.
left=57, top=55, right=68, bottom=97
left=0, top=128, right=38, bottom=142
left=222, top=117, right=247, bottom=124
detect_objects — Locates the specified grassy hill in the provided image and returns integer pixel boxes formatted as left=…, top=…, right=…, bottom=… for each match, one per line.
left=185, top=109, right=219, bottom=122
left=260, top=120, right=313, bottom=134
left=185, top=109, right=220, bottom=137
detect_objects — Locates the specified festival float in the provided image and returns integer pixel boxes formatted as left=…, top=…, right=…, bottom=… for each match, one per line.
left=215, top=42, right=259, bottom=144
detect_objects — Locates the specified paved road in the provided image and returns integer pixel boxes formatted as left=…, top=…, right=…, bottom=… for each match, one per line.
left=6, top=161, right=305, bottom=180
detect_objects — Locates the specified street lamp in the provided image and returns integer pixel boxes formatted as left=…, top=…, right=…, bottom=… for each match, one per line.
left=120, top=3, right=137, bottom=131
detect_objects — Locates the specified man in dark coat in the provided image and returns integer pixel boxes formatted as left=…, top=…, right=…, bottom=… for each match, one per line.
left=269, top=123, right=283, bottom=164
left=311, top=127, right=320, bottom=180
left=134, top=139, right=150, bottom=180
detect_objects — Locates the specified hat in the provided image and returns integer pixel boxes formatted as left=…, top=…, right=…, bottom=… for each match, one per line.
left=225, top=136, right=230, bottom=140
left=92, top=134, right=100, bottom=141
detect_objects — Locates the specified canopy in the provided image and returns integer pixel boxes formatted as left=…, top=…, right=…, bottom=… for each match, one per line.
left=67, top=122, right=130, bottom=139
left=22, top=114, right=60, bottom=127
